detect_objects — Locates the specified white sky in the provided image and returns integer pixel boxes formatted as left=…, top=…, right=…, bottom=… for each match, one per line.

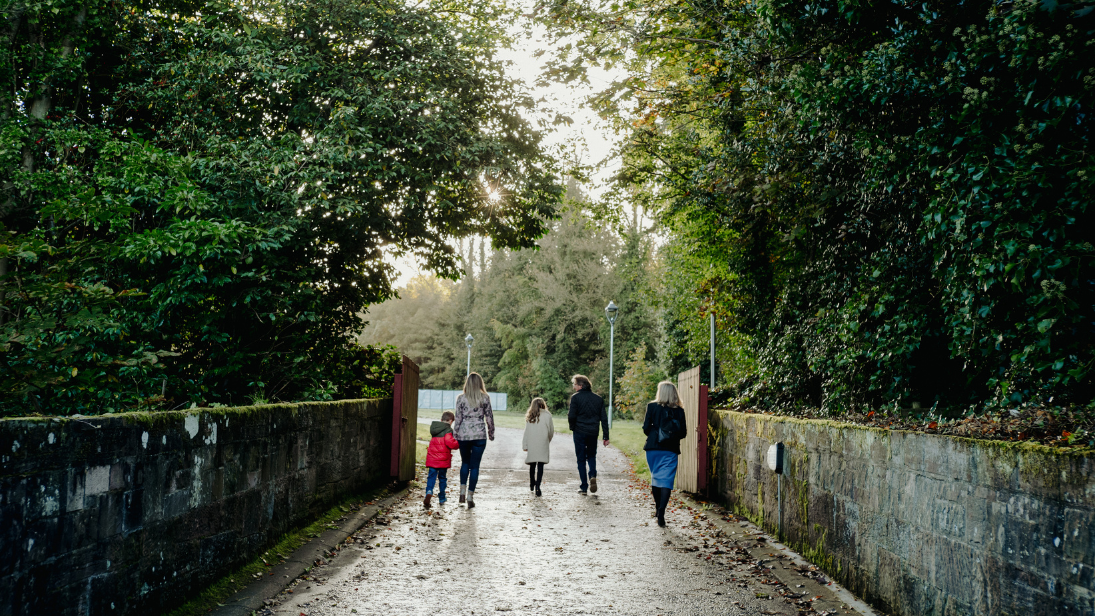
left=389, top=11, right=625, bottom=287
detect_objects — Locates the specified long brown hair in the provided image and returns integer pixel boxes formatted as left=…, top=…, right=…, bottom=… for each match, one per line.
left=463, top=372, right=488, bottom=408
left=525, top=397, right=547, bottom=423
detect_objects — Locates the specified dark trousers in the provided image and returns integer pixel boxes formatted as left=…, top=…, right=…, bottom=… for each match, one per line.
left=458, top=439, right=486, bottom=492
left=573, top=432, right=598, bottom=491
left=426, top=467, right=448, bottom=500
left=528, top=462, right=545, bottom=488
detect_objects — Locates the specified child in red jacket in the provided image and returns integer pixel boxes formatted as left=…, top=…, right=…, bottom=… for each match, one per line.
left=424, top=411, right=459, bottom=508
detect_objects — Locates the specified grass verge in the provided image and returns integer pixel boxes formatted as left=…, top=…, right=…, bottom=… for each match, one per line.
left=608, top=419, right=650, bottom=485
left=416, top=440, right=427, bottom=466
left=163, top=483, right=396, bottom=616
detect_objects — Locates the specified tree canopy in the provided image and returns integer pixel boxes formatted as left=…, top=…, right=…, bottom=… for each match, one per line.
left=535, top=0, right=1094, bottom=413
left=0, top=0, right=562, bottom=414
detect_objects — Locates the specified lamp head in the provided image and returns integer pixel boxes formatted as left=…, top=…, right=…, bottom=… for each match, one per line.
left=605, top=300, right=619, bottom=324
left=465, top=333, right=474, bottom=348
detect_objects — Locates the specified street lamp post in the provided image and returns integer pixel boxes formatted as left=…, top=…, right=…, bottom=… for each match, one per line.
left=605, top=301, right=619, bottom=430
left=710, top=312, right=716, bottom=388
left=465, top=333, right=474, bottom=377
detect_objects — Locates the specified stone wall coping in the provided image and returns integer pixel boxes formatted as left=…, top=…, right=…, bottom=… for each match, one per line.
left=711, top=408, right=1094, bottom=459
left=0, top=398, right=389, bottom=426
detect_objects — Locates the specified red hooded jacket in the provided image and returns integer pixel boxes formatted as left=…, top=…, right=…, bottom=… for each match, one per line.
left=426, top=420, right=460, bottom=468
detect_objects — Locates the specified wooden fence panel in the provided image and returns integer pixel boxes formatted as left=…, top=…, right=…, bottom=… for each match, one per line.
left=676, top=366, right=701, bottom=493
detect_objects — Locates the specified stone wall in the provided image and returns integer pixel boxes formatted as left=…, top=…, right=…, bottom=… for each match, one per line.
left=0, top=400, right=392, bottom=616
left=708, top=410, right=1095, bottom=616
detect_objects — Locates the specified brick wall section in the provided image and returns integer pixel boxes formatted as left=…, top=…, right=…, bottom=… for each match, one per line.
left=0, top=400, right=392, bottom=616
left=709, top=410, right=1095, bottom=616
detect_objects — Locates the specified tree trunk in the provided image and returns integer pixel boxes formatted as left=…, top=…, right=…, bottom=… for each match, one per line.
left=22, top=6, right=88, bottom=174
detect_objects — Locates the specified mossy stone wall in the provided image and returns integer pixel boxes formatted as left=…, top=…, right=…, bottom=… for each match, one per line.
left=709, top=410, right=1095, bottom=616
left=0, top=400, right=392, bottom=616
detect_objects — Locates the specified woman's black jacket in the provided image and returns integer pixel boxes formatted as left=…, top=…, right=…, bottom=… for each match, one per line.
left=642, top=402, right=687, bottom=454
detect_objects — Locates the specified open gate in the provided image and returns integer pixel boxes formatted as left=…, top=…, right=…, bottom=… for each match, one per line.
left=675, top=366, right=709, bottom=493
left=391, top=355, right=420, bottom=482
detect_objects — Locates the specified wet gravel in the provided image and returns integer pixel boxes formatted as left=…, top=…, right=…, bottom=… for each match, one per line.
left=270, top=426, right=830, bottom=616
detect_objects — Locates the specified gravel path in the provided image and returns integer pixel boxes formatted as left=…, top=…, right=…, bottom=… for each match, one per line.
left=270, top=425, right=840, bottom=616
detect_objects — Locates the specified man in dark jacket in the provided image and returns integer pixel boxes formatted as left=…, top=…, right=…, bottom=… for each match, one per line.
left=567, top=374, right=609, bottom=495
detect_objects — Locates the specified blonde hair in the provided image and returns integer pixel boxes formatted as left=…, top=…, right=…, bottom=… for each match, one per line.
left=653, top=381, right=681, bottom=408
left=462, top=372, right=488, bottom=408
left=525, top=397, right=547, bottom=423
left=571, top=374, right=592, bottom=389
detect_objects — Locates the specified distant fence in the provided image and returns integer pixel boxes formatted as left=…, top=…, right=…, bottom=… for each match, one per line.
left=418, top=389, right=508, bottom=411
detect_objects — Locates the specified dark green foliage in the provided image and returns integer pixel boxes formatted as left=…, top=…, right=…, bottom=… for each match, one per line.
left=0, top=0, right=560, bottom=415
left=543, top=0, right=1094, bottom=412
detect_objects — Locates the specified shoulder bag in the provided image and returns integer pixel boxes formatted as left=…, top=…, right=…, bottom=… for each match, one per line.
left=656, top=405, right=685, bottom=445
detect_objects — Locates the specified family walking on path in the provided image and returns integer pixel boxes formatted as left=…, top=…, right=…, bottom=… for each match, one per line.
left=424, top=371, right=686, bottom=526
left=423, top=372, right=495, bottom=509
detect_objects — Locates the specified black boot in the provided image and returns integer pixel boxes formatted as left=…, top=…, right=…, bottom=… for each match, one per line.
left=651, top=486, right=658, bottom=515
left=656, top=487, right=671, bottom=527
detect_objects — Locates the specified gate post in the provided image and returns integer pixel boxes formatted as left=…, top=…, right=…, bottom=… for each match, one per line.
left=698, top=384, right=708, bottom=492
left=391, top=373, right=404, bottom=478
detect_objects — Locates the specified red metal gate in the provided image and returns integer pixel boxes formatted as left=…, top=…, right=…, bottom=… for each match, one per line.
left=390, top=356, right=420, bottom=481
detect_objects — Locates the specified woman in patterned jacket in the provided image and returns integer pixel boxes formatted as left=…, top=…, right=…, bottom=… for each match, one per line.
left=452, top=372, right=495, bottom=508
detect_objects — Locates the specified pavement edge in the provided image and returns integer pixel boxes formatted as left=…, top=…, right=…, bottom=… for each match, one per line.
left=677, top=493, right=879, bottom=616
left=208, top=486, right=410, bottom=616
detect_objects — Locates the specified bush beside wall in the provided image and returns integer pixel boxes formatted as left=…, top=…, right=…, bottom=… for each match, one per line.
left=709, top=410, right=1095, bottom=616
left=0, top=400, right=392, bottom=616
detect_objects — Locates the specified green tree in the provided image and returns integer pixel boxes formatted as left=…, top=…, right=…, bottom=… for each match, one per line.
left=616, top=344, right=663, bottom=421
left=361, top=193, right=664, bottom=413
left=0, top=0, right=562, bottom=414
left=540, top=0, right=1094, bottom=412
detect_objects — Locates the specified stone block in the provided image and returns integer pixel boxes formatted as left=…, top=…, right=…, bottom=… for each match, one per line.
left=170, top=466, right=192, bottom=493
left=24, top=515, right=59, bottom=565
left=63, top=468, right=85, bottom=513
left=84, top=465, right=111, bottom=502
left=199, top=530, right=238, bottom=569
left=876, top=547, right=903, bottom=608
left=934, top=498, right=966, bottom=539
left=109, top=461, right=128, bottom=491
left=123, top=489, right=144, bottom=534
left=162, top=489, right=190, bottom=520
left=60, top=508, right=93, bottom=553
left=962, top=490, right=988, bottom=546
left=95, top=491, right=123, bottom=540
left=26, top=472, right=62, bottom=521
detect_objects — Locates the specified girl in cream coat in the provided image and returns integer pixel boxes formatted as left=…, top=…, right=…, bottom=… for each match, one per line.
left=522, top=397, right=554, bottom=496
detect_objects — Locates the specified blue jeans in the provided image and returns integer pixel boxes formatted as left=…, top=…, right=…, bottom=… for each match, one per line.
left=426, top=467, right=448, bottom=502
left=573, top=432, right=598, bottom=491
left=458, top=439, right=487, bottom=492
